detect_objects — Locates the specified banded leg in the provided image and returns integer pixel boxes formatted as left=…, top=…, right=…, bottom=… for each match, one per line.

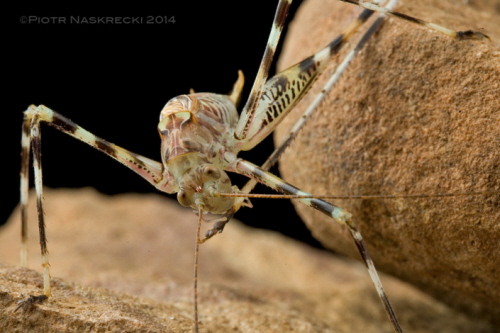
left=338, top=0, right=488, bottom=40
left=232, top=158, right=402, bottom=332
left=19, top=105, right=166, bottom=306
left=16, top=112, right=51, bottom=310
left=235, top=6, right=380, bottom=152
left=236, top=0, right=293, bottom=140
left=267, top=0, right=398, bottom=169
left=235, top=0, right=394, bottom=204
left=262, top=0, right=492, bottom=330
left=235, top=0, right=488, bottom=152
left=232, top=0, right=492, bottom=254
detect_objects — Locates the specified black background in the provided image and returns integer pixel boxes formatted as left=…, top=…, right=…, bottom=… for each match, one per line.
left=3, top=2, right=326, bottom=248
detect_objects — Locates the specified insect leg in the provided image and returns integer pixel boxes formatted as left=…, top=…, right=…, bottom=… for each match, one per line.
left=236, top=0, right=293, bottom=140
left=18, top=105, right=167, bottom=307
left=236, top=1, right=395, bottom=203
left=235, top=6, right=379, bottom=152
left=232, top=158, right=403, bottom=332
left=339, top=0, right=488, bottom=40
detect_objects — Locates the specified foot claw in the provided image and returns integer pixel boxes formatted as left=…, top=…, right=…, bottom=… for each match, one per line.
left=200, top=220, right=229, bottom=243
left=14, top=295, right=48, bottom=312
left=457, top=30, right=490, bottom=40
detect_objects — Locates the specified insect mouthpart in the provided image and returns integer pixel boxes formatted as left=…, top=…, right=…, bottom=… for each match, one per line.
left=176, top=163, right=235, bottom=215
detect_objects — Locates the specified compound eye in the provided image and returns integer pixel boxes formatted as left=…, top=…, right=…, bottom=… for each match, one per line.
left=177, top=190, right=192, bottom=207
left=202, top=165, right=221, bottom=179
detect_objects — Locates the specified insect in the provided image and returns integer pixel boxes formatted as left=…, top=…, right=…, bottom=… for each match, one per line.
left=5, top=0, right=498, bottom=330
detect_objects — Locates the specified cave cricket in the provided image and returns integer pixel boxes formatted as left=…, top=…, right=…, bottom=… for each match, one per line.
left=17, top=0, right=489, bottom=332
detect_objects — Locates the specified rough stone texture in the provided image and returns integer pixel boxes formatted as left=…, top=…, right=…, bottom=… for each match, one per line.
left=276, top=0, right=500, bottom=327
left=1, top=188, right=497, bottom=332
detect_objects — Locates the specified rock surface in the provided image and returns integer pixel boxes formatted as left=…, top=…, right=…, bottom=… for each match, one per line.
left=276, top=0, right=500, bottom=327
left=1, top=188, right=497, bottom=332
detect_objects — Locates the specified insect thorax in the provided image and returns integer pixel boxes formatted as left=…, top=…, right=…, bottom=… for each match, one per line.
left=157, top=93, right=240, bottom=214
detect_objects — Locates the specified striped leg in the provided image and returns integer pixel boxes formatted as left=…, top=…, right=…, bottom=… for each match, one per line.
left=235, top=7, right=380, bottom=152
left=16, top=113, right=51, bottom=311
left=227, top=2, right=492, bottom=331
left=245, top=0, right=493, bottom=229
left=266, top=0, right=396, bottom=169
left=339, top=0, right=488, bottom=40
left=235, top=0, right=393, bottom=204
left=235, top=0, right=489, bottom=173
left=18, top=105, right=167, bottom=307
left=235, top=0, right=293, bottom=140
left=233, top=158, right=402, bottom=332
left=235, top=0, right=488, bottom=154
left=20, top=116, right=31, bottom=268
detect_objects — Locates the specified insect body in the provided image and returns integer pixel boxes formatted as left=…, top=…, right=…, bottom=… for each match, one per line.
left=13, top=0, right=494, bottom=332
left=158, top=94, right=241, bottom=215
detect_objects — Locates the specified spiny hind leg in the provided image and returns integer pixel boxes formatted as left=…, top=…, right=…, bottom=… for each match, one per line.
left=236, top=0, right=394, bottom=201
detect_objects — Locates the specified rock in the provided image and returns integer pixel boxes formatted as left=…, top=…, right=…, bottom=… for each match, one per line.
left=276, top=0, right=500, bottom=327
left=1, top=188, right=497, bottom=332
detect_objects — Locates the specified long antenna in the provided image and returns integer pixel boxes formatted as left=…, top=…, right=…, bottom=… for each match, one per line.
left=216, top=191, right=499, bottom=200
left=193, top=208, right=203, bottom=332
